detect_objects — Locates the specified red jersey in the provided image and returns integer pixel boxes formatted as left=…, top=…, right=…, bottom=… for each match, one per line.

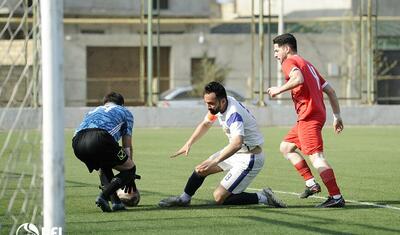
left=281, top=55, right=328, bottom=122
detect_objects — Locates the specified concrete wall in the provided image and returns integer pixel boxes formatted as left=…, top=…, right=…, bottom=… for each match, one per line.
left=67, top=105, right=400, bottom=128
left=1, top=106, right=399, bottom=130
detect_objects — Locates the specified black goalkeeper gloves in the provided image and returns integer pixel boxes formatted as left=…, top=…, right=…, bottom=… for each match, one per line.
left=123, top=174, right=141, bottom=193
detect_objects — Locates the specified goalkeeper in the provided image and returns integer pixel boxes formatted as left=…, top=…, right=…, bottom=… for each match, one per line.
left=72, top=92, right=138, bottom=212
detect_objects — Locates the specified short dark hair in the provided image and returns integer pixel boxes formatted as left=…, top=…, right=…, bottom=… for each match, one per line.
left=204, top=81, right=227, bottom=100
left=273, top=33, right=297, bottom=52
left=103, top=92, right=124, bottom=105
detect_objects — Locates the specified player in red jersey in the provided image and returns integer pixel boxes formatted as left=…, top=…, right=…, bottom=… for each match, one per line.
left=267, top=33, right=345, bottom=208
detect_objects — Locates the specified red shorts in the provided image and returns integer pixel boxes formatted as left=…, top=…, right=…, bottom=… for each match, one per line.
left=284, top=120, right=324, bottom=155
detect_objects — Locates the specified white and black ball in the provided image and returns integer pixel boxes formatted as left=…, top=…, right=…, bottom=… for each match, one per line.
left=117, top=188, right=140, bottom=207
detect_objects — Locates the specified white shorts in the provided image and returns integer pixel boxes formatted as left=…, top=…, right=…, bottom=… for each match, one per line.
left=208, top=150, right=265, bottom=194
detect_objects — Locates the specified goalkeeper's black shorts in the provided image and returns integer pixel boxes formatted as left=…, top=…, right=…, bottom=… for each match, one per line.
left=72, top=128, right=128, bottom=173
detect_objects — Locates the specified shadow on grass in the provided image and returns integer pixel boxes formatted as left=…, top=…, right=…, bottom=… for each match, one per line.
left=104, top=201, right=274, bottom=213
left=240, top=215, right=356, bottom=235
left=251, top=205, right=400, bottom=234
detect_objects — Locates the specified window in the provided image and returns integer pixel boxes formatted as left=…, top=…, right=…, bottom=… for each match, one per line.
left=152, top=0, right=168, bottom=10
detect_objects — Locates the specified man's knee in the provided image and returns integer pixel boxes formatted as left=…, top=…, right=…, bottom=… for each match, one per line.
left=280, top=142, right=296, bottom=155
left=310, top=153, right=331, bottom=170
left=213, top=186, right=230, bottom=205
left=213, top=191, right=226, bottom=205
left=194, top=168, right=208, bottom=178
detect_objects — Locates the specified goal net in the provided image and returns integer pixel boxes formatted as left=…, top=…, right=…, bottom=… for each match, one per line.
left=0, top=0, right=42, bottom=234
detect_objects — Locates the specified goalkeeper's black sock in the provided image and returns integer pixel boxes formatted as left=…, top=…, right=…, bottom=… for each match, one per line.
left=102, top=166, right=135, bottom=198
left=101, top=177, right=123, bottom=199
left=100, top=168, right=114, bottom=182
left=222, top=192, right=259, bottom=205
left=183, top=171, right=206, bottom=197
left=99, top=168, right=121, bottom=204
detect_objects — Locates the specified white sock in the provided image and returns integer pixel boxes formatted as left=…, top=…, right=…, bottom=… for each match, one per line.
left=305, top=178, right=316, bottom=187
left=180, top=192, right=192, bottom=202
left=332, top=194, right=342, bottom=199
left=256, top=192, right=267, bottom=204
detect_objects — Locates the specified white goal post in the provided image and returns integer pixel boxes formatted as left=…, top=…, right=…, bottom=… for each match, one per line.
left=40, top=0, right=65, bottom=233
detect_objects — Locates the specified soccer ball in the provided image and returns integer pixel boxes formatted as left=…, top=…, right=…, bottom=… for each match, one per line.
left=117, top=188, right=140, bottom=207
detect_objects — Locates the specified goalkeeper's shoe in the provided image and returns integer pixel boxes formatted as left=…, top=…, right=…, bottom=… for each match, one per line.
left=299, top=183, right=321, bottom=199
left=95, top=194, right=112, bottom=212
left=159, top=196, right=190, bottom=207
left=316, top=196, right=345, bottom=208
left=262, top=188, right=287, bottom=208
left=112, top=202, right=126, bottom=211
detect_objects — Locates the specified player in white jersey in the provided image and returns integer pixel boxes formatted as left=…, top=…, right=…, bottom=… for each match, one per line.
left=159, top=82, right=286, bottom=208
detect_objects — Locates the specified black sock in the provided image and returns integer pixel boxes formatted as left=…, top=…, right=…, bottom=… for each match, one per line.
left=183, top=171, right=206, bottom=196
left=102, top=177, right=123, bottom=199
left=99, top=168, right=121, bottom=204
left=102, top=166, right=135, bottom=198
left=223, top=192, right=259, bottom=205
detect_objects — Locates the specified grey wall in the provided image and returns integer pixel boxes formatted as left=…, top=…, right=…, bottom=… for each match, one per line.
left=2, top=106, right=399, bottom=130
left=68, top=105, right=400, bottom=128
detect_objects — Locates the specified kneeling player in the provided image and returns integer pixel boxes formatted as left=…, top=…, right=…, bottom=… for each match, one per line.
left=72, top=92, right=138, bottom=212
left=159, top=82, right=286, bottom=208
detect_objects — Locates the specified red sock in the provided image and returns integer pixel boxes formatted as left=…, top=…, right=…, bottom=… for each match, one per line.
left=294, top=160, right=314, bottom=181
left=320, top=169, right=341, bottom=196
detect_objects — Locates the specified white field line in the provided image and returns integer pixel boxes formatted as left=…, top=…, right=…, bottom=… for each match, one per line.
left=247, top=187, right=400, bottom=211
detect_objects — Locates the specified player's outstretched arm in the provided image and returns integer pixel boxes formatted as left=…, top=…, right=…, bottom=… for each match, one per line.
left=323, top=84, right=344, bottom=134
left=170, top=120, right=212, bottom=158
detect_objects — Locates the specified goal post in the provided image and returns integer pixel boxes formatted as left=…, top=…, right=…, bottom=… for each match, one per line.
left=41, top=0, right=65, bottom=233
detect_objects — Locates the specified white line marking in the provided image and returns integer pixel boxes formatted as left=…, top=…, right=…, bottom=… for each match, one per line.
left=247, top=187, right=400, bottom=211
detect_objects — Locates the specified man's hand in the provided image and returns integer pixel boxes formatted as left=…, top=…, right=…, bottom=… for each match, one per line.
left=170, top=142, right=191, bottom=158
left=333, top=117, right=344, bottom=134
left=267, top=87, right=281, bottom=97
left=123, top=180, right=137, bottom=194
left=196, top=159, right=218, bottom=173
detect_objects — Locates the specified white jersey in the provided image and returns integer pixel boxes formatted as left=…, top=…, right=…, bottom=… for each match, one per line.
left=205, top=96, right=264, bottom=148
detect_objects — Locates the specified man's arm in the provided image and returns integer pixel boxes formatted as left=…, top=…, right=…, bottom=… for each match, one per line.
left=122, top=135, right=133, bottom=159
left=267, top=69, right=304, bottom=97
left=196, top=135, right=243, bottom=173
left=323, top=84, right=344, bottom=134
left=211, top=135, right=243, bottom=163
left=171, top=120, right=213, bottom=158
